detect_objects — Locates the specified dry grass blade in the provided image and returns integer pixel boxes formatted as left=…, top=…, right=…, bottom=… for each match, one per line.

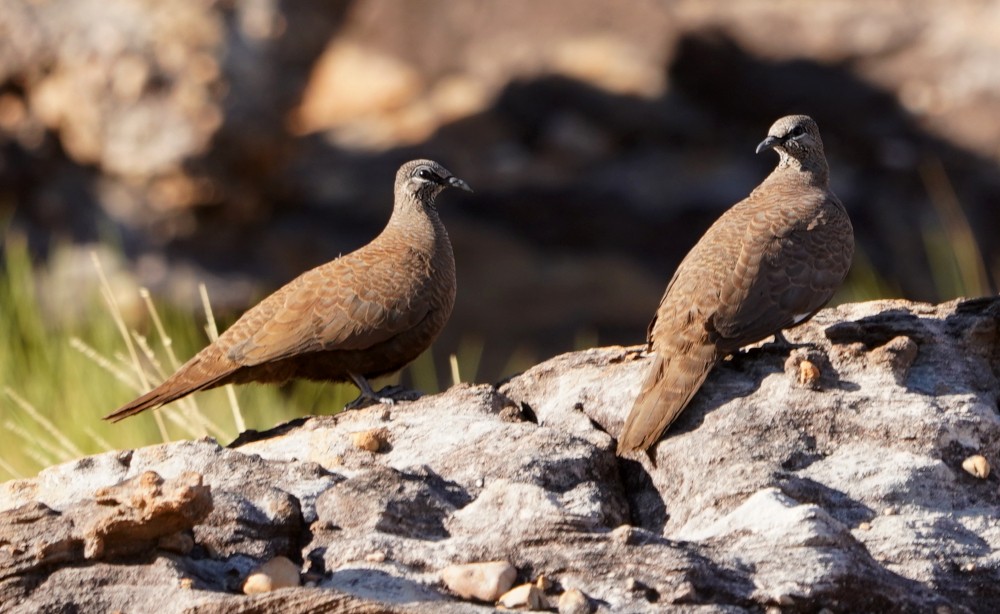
left=0, top=456, right=23, bottom=480
left=449, top=353, right=461, bottom=386
left=138, top=288, right=225, bottom=437
left=128, top=331, right=205, bottom=437
left=91, top=252, right=148, bottom=389
left=90, top=252, right=170, bottom=442
left=455, top=335, right=484, bottom=384
left=4, top=387, right=85, bottom=459
left=139, top=288, right=181, bottom=369
left=130, top=332, right=166, bottom=380
left=199, top=283, right=245, bottom=433
left=920, top=158, right=992, bottom=297
left=4, top=419, right=62, bottom=466
left=70, top=337, right=141, bottom=392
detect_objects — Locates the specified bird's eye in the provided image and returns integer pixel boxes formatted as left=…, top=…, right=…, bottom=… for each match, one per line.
left=789, top=125, right=805, bottom=138
left=418, top=168, right=434, bottom=180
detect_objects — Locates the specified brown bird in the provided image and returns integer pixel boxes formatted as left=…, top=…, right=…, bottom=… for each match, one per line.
left=106, top=159, right=471, bottom=422
left=617, top=115, right=854, bottom=454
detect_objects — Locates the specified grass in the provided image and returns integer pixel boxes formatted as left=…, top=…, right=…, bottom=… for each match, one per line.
left=1, top=159, right=995, bottom=480
left=0, top=233, right=459, bottom=480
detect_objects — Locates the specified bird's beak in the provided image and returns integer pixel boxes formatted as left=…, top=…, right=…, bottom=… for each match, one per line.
left=755, top=135, right=783, bottom=155
left=449, top=176, right=473, bottom=193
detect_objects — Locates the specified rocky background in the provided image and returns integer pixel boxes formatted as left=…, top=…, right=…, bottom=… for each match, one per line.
left=2, top=0, right=1000, bottom=379
left=1, top=297, right=998, bottom=612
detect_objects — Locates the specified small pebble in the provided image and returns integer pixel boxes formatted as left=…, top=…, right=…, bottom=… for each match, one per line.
left=351, top=427, right=390, bottom=452
left=798, top=359, right=821, bottom=387
left=365, top=550, right=387, bottom=563
left=498, top=583, right=546, bottom=609
left=242, top=556, right=301, bottom=594
left=178, top=577, right=193, bottom=590
left=440, top=560, right=516, bottom=602
left=961, top=455, right=990, bottom=479
left=157, top=532, right=194, bottom=554
left=535, top=574, right=552, bottom=591
left=858, top=522, right=871, bottom=531
left=558, top=588, right=593, bottom=614
left=611, top=525, right=633, bottom=545
left=882, top=506, right=897, bottom=516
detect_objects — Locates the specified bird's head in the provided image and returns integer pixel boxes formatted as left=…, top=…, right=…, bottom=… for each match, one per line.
left=397, top=159, right=472, bottom=206
left=755, top=115, right=825, bottom=162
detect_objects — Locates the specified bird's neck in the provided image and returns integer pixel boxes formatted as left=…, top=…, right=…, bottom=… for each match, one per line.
left=384, top=196, right=449, bottom=250
left=778, top=152, right=830, bottom=187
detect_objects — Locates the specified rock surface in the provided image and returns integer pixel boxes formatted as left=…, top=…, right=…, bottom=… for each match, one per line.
left=1, top=298, right=999, bottom=612
left=4, top=0, right=1000, bottom=383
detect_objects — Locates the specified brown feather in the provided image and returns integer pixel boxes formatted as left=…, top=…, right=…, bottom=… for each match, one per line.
left=617, top=115, right=853, bottom=454
left=106, top=160, right=468, bottom=422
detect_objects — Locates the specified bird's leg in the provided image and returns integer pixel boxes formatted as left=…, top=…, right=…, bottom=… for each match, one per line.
left=345, top=372, right=397, bottom=410
left=761, top=330, right=818, bottom=353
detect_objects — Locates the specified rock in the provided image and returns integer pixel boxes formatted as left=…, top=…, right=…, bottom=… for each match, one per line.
left=7, top=0, right=1000, bottom=387
left=535, top=574, right=552, bottom=591
left=961, top=454, right=990, bottom=479
left=440, top=561, right=517, bottom=602
left=351, top=427, right=391, bottom=453
left=243, top=556, right=301, bottom=594
left=796, top=359, right=821, bottom=389
left=0, top=470, right=213, bottom=607
left=497, top=582, right=546, bottom=609
left=0, top=298, right=999, bottom=612
left=558, top=588, right=594, bottom=614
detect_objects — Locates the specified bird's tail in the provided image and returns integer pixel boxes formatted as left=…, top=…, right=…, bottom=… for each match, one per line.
left=617, top=340, right=717, bottom=455
left=103, top=357, right=233, bottom=422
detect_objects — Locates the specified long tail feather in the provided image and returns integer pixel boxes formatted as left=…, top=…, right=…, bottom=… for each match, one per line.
left=104, top=356, right=233, bottom=422
left=617, top=341, right=717, bottom=454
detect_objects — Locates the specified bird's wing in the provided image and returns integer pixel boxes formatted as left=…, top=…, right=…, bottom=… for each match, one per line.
left=224, top=253, right=431, bottom=366
left=712, top=192, right=852, bottom=350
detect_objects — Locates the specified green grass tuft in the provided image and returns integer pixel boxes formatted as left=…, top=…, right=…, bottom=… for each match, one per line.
left=0, top=234, right=451, bottom=480
left=1, top=172, right=995, bottom=481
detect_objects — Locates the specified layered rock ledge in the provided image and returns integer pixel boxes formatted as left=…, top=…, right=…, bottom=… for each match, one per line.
left=1, top=298, right=998, bottom=613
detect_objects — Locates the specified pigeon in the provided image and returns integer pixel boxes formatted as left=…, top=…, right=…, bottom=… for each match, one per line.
left=618, top=115, right=853, bottom=454
left=106, top=159, right=470, bottom=422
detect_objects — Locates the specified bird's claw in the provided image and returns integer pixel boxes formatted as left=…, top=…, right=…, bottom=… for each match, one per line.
left=344, top=384, right=417, bottom=410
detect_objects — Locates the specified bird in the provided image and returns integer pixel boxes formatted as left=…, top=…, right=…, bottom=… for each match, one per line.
left=617, top=115, right=854, bottom=455
left=105, top=159, right=471, bottom=422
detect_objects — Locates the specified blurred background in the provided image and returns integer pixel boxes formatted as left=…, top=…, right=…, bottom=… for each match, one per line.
left=2, top=0, right=999, bottom=477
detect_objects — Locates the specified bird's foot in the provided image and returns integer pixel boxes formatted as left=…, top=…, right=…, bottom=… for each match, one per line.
left=344, top=388, right=423, bottom=410
left=761, top=330, right=816, bottom=352
left=345, top=374, right=423, bottom=410
left=345, top=392, right=395, bottom=410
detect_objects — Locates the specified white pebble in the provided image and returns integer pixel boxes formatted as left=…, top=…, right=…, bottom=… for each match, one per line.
left=558, top=588, right=594, bottom=614
left=498, top=583, right=546, bottom=609
left=440, top=560, right=516, bottom=602
left=242, top=556, right=300, bottom=594
left=961, top=455, right=990, bottom=479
